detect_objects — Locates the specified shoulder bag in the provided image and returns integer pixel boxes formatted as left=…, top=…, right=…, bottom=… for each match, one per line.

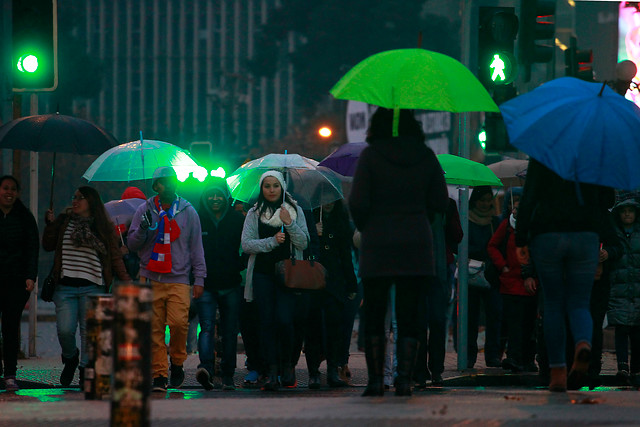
left=275, top=241, right=326, bottom=290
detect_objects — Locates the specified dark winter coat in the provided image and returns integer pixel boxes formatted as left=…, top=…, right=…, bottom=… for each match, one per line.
left=515, top=159, right=615, bottom=247
left=42, top=213, right=131, bottom=287
left=348, top=137, right=449, bottom=278
left=314, top=203, right=357, bottom=302
left=608, top=221, right=640, bottom=326
left=0, top=198, right=39, bottom=284
left=198, top=186, right=246, bottom=292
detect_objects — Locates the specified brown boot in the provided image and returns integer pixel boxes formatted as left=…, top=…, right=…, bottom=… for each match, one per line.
left=549, top=367, right=567, bottom=392
left=567, top=342, right=591, bottom=390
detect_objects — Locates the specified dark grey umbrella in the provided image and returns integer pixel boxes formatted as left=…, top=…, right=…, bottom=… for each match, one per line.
left=0, top=113, right=118, bottom=208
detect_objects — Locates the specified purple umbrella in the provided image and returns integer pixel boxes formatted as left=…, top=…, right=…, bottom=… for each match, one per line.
left=318, top=142, right=367, bottom=177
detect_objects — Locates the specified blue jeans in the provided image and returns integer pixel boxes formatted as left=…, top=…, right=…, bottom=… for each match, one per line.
left=530, top=232, right=599, bottom=368
left=196, top=287, right=241, bottom=377
left=53, top=284, right=102, bottom=367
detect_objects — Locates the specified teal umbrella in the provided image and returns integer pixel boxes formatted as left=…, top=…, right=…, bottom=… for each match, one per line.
left=83, top=139, right=207, bottom=182
left=226, top=153, right=343, bottom=210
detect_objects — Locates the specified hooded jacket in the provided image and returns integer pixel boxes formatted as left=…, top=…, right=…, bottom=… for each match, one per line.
left=197, top=180, right=246, bottom=292
left=127, top=195, right=206, bottom=286
left=348, top=137, right=449, bottom=278
left=608, top=199, right=640, bottom=326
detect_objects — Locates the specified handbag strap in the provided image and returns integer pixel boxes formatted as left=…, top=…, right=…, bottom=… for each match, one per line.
left=289, top=236, right=315, bottom=266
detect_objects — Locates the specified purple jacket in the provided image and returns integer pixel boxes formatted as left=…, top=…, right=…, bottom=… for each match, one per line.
left=128, top=196, right=206, bottom=286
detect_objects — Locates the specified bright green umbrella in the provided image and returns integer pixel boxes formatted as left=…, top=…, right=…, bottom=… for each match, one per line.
left=83, top=139, right=207, bottom=182
left=330, top=49, right=499, bottom=135
left=437, top=154, right=502, bottom=187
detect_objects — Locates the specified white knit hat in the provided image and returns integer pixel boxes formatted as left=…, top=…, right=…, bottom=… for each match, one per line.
left=259, top=170, right=286, bottom=193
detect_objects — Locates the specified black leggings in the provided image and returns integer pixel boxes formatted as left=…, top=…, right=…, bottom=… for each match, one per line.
left=0, top=282, right=30, bottom=377
left=363, top=276, right=428, bottom=340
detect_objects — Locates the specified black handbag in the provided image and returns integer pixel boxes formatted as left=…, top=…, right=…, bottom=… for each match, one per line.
left=40, top=267, right=56, bottom=302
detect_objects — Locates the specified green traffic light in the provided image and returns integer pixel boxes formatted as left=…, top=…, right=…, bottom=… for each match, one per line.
left=478, top=129, right=487, bottom=150
left=17, top=54, right=39, bottom=73
left=485, top=51, right=516, bottom=85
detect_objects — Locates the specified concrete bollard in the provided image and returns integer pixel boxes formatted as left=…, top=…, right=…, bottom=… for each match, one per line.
left=85, top=294, right=115, bottom=400
left=111, top=282, right=152, bottom=427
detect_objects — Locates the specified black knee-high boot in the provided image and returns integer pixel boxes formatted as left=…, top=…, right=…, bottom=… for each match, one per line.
left=395, top=337, right=419, bottom=396
left=362, top=336, right=385, bottom=396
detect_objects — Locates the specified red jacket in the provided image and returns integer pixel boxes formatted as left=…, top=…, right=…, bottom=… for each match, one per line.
left=487, top=218, right=535, bottom=296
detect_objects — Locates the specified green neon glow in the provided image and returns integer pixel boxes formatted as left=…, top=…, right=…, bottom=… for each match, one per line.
left=210, top=167, right=226, bottom=179
left=17, top=54, right=39, bottom=73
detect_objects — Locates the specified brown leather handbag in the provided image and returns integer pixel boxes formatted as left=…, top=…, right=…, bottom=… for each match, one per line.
left=275, top=242, right=326, bottom=290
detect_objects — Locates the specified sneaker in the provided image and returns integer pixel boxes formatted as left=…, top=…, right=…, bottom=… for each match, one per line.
left=222, top=376, right=236, bottom=391
left=152, top=376, right=168, bottom=392
left=169, top=363, right=185, bottom=389
left=4, top=376, right=19, bottom=392
left=244, top=370, right=259, bottom=385
left=485, top=358, right=502, bottom=368
left=431, top=373, right=444, bottom=387
left=501, top=358, right=524, bottom=373
left=280, top=366, right=297, bottom=388
left=196, top=368, right=214, bottom=391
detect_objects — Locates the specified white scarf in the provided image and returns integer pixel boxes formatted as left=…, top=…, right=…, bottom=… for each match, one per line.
left=259, top=202, right=297, bottom=227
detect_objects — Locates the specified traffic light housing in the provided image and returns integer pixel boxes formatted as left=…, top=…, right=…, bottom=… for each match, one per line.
left=478, top=7, right=519, bottom=88
left=12, top=0, right=58, bottom=92
left=519, top=0, right=556, bottom=82
left=565, top=36, right=594, bottom=82
left=483, top=84, right=517, bottom=152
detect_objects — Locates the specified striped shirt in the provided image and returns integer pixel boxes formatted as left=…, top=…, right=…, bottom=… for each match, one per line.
left=61, top=218, right=103, bottom=286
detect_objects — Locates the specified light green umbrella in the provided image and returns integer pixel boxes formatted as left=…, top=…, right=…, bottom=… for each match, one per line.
left=437, top=154, right=502, bottom=187
left=330, top=49, right=499, bottom=135
left=83, top=139, right=207, bottom=182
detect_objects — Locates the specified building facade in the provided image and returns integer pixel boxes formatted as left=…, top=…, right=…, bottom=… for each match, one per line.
left=73, top=0, right=297, bottom=154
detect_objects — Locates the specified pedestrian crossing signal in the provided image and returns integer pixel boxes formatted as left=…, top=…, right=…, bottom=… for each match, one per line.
left=478, top=7, right=519, bottom=87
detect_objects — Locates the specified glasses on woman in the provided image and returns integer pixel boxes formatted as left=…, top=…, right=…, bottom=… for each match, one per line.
left=71, top=194, right=86, bottom=201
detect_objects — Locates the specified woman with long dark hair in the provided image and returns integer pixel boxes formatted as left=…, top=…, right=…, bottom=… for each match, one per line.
left=43, top=186, right=131, bottom=387
left=0, top=175, right=39, bottom=392
left=241, top=170, right=309, bottom=391
left=349, top=108, right=449, bottom=396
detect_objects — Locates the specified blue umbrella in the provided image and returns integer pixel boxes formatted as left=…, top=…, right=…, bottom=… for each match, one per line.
left=500, top=77, right=640, bottom=190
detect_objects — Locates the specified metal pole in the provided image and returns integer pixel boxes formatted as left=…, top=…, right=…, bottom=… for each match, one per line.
left=456, top=0, right=473, bottom=372
left=28, top=92, right=38, bottom=357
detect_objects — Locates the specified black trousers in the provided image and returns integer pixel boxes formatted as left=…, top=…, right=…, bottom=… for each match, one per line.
left=363, top=276, right=428, bottom=341
left=294, top=292, right=345, bottom=373
left=614, top=325, right=640, bottom=373
left=589, top=278, right=610, bottom=375
left=239, top=299, right=262, bottom=373
left=415, top=275, right=448, bottom=378
left=0, top=281, right=30, bottom=377
left=502, top=294, right=537, bottom=365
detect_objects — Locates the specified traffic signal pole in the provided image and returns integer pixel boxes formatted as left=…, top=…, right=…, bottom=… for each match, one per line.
left=28, top=93, right=38, bottom=358
left=457, top=0, right=473, bottom=372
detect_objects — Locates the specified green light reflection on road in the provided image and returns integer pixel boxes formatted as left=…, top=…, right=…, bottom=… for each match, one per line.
left=16, top=389, right=65, bottom=402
